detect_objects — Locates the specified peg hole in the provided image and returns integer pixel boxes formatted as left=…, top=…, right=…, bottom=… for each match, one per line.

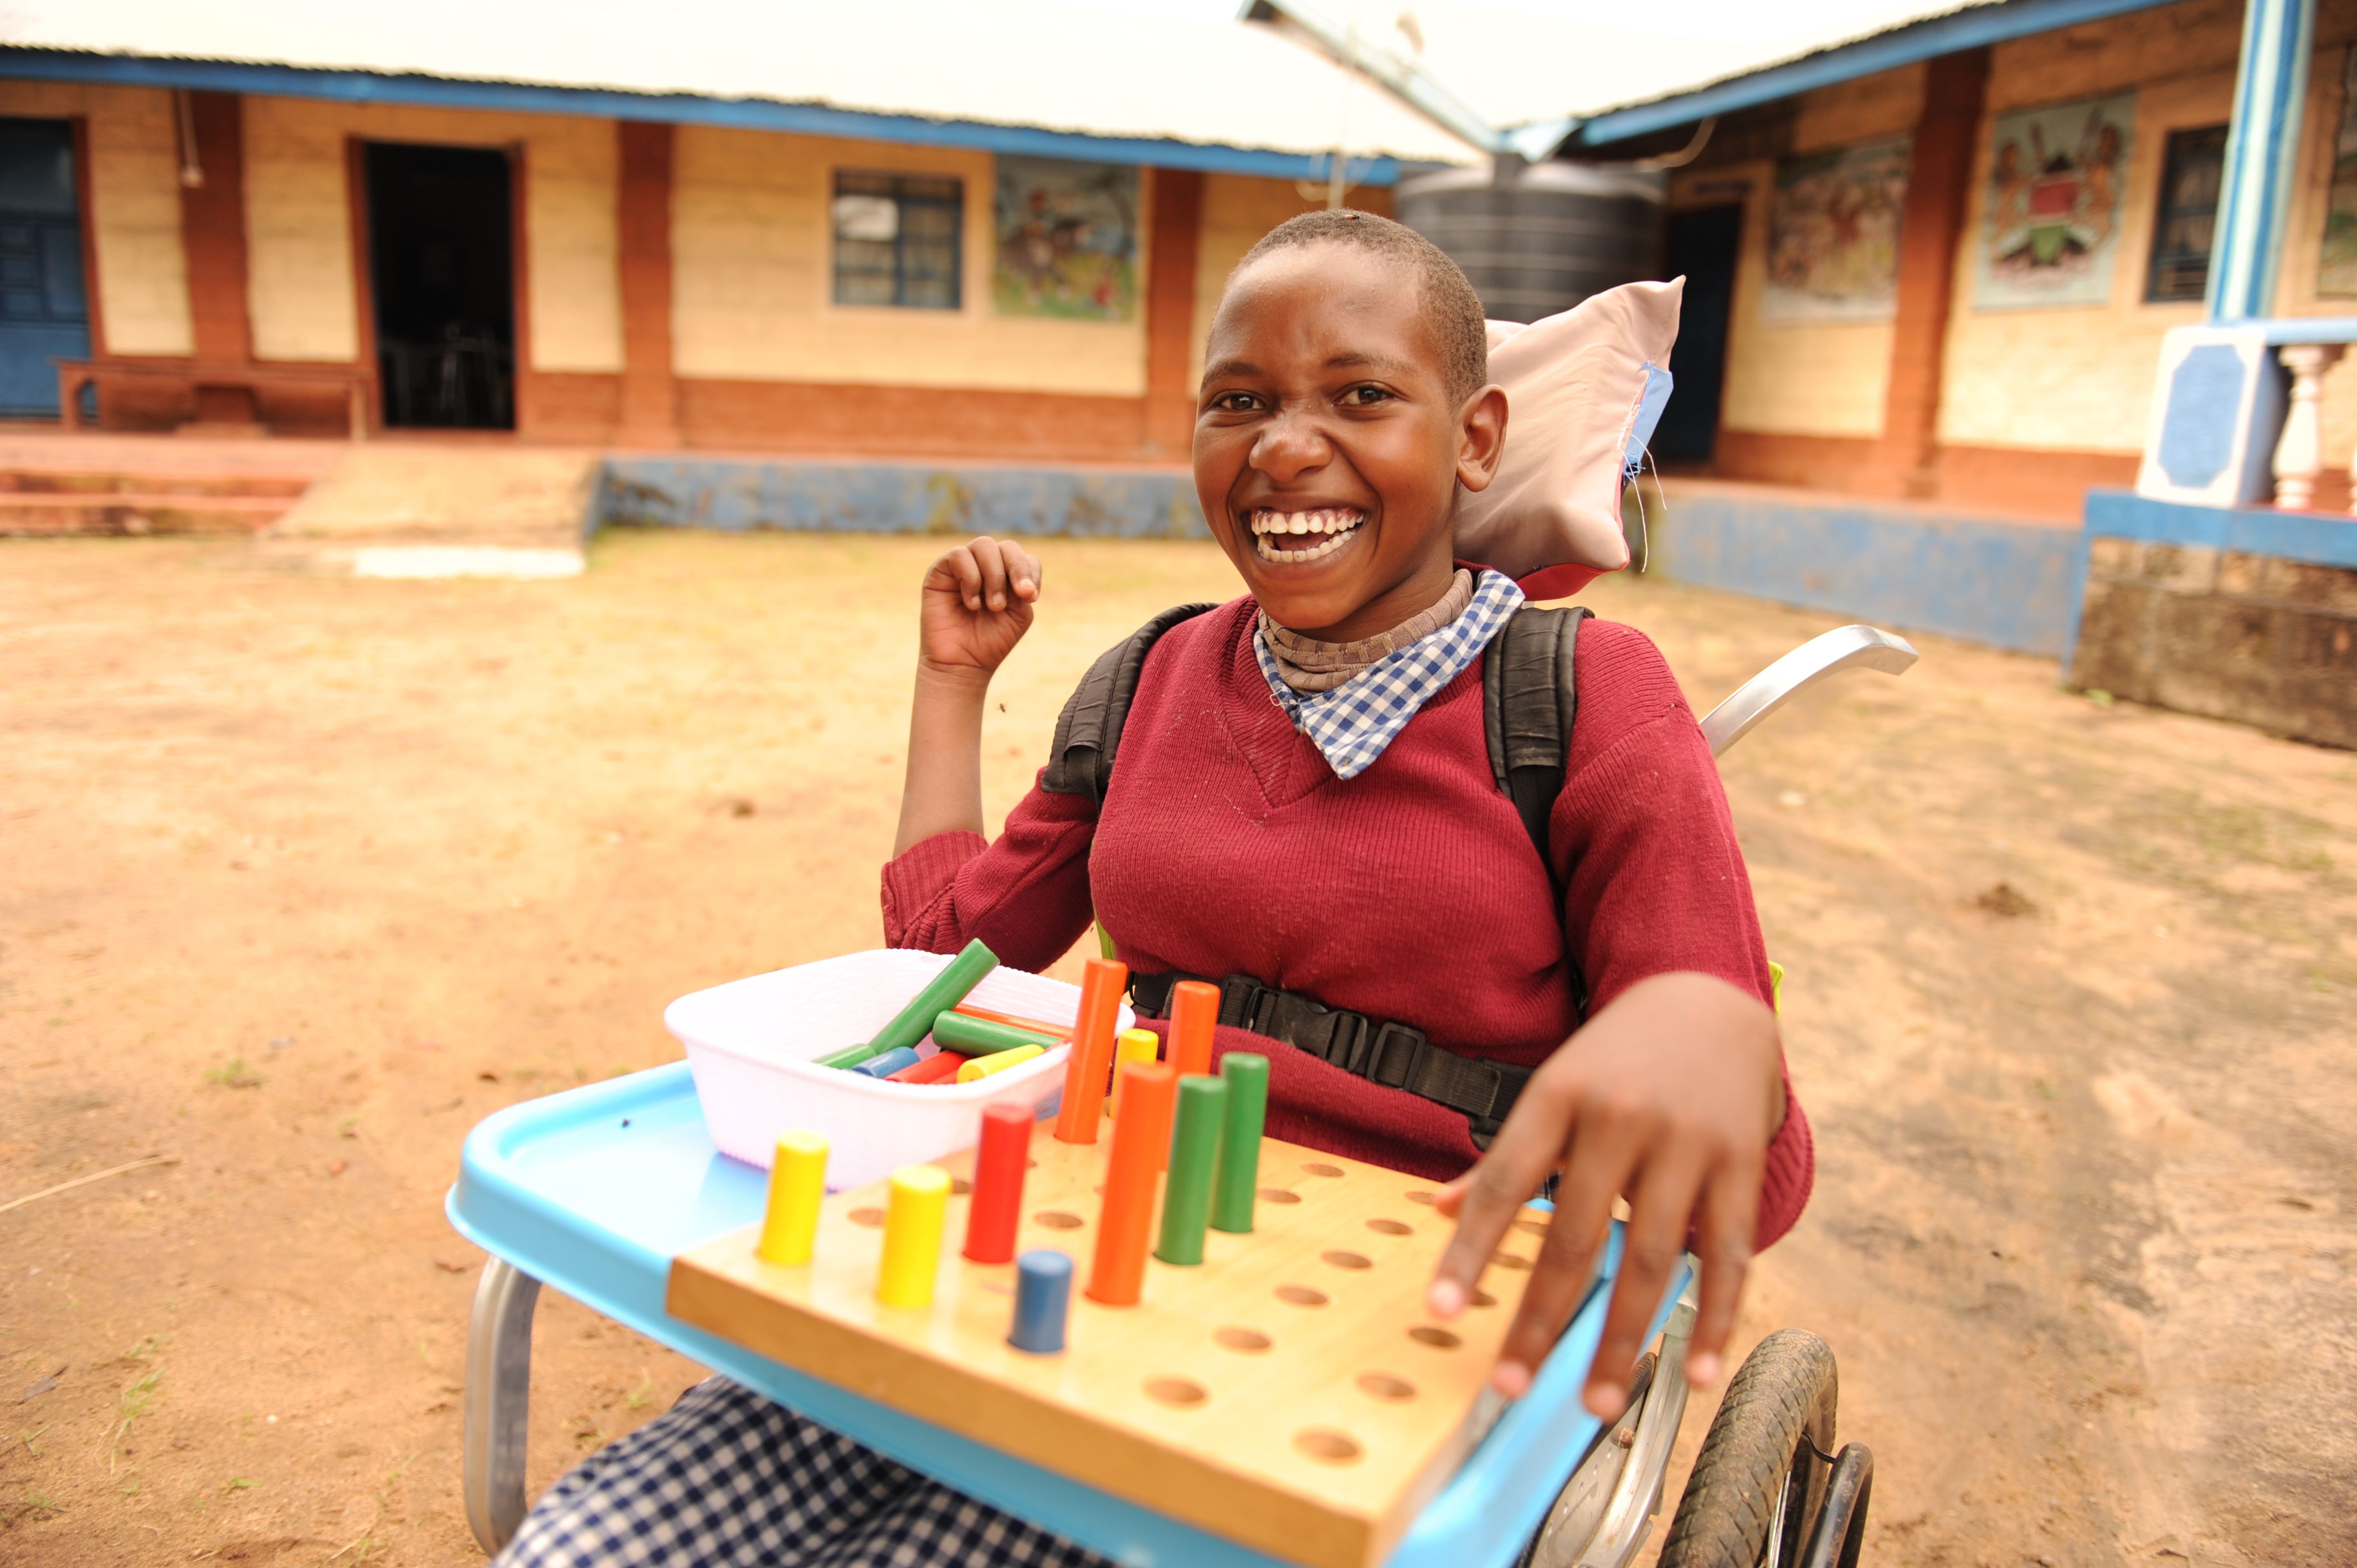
left=1294, top=1429, right=1362, bottom=1464
left=1492, top=1251, right=1532, bottom=1271
left=1356, top=1372, right=1416, bottom=1401
left=1514, top=1216, right=1548, bottom=1236
left=1258, top=1188, right=1301, bottom=1205
left=1275, top=1284, right=1329, bottom=1307
left=1215, top=1326, right=1272, bottom=1353
left=1469, top=1288, right=1498, bottom=1308
left=1404, top=1189, right=1437, bottom=1205
left=1145, top=1378, right=1207, bottom=1408
left=1408, top=1325, right=1462, bottom=1349
left=1321, top=1250, right=1372, bottom=1271
left=848, top=1206, right=885, bottom=1229
left=1033, top=1210, right=1084, bottom=1230
left=950, top=1178, right=973, bottom=1195
left=1301, top=1162, right=1345, bottom=1178
left=1366, top=1218, right=1412, bottom=1236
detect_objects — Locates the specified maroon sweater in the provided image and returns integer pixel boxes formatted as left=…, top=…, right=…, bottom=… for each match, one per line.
left=883, top=598, right=1813, bottom=1248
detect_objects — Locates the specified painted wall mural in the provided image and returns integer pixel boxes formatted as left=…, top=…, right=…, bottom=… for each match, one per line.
left=1760, top=138, right=1911, bottom=324
left=992, top=156, right=1139, bottom=321
left=1974, top=92, right=2135, bottom=311
left=2318, top=48, right=2357, bottom=296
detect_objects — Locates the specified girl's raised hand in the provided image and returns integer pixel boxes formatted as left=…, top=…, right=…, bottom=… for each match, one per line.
left=1423, top=971, right=1785, bottom=1419
left=919, top=535, right=1043, bottom=683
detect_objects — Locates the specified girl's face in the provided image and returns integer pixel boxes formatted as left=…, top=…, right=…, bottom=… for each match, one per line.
left=1193, top=243, right=1506, bottom=642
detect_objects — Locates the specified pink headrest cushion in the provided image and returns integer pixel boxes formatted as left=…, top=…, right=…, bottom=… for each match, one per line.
left=1456, top=278, right=1684, bottom=600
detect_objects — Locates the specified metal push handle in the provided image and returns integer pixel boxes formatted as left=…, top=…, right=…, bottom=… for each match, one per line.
left=1698, top=625, right=1919, bottom=759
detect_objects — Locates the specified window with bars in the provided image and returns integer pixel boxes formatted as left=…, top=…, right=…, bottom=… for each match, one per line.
left=2145, top=124, right=2229, bottom=304
left=832, top=171, right=963, bottom=309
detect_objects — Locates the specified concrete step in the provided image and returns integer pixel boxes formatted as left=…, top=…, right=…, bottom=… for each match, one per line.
left=0, top=469, right=313, bottom=498
left=0, top=491, right=295, bottom=535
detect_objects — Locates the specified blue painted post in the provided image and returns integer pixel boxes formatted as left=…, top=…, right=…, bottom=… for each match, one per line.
left=2209, top=0, right=2317, bottom=320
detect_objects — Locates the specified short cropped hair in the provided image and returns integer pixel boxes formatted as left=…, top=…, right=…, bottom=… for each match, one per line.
left=1234, top=209, right=1488, bottom=403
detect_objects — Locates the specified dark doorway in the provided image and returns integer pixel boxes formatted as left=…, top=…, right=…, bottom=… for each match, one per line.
left=1652, top=204, right=1742, bottom=465
left=0, top=119, right=90, bottom=419
left=364, top=142, right=515, bottom=429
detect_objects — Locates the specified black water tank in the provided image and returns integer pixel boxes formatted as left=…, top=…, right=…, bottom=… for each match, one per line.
left=1397, top=159, right=1665, bottom=322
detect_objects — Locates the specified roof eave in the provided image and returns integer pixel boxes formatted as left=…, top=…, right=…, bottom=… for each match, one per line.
left=1552, top=0, right=2185, bottom=151
left=0, top=44, right=1413, bottom=183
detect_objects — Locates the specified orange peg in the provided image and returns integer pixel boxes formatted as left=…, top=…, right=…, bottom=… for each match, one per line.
left=1169, top=979, right=1218, bottom=1080
left=1087, top=1060, right=1175, bottom=1307
left=1053, top=957, right=1127, bottom=1144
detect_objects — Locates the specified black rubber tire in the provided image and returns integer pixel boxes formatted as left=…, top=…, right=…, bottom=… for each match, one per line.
left=1657, top=1330, right=1840, bottom=1568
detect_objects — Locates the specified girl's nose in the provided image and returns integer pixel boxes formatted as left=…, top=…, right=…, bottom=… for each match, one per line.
left=1249, top=411, right=1331, bottom=482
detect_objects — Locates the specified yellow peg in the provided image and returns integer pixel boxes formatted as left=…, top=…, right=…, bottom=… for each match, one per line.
left=954, top=1043, right=1045, bottom=1083
left=757, top=1131, right=828, bottom=1266
left=1107, top=1028, right=1160, bottom=1116
left=876, top=1164, right=952, bottom=1308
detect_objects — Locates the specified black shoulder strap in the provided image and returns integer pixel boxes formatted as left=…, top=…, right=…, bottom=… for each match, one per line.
left=1039, top=602, right=1216, bottom=805
left=1482, top=604, right=1591, bottom=862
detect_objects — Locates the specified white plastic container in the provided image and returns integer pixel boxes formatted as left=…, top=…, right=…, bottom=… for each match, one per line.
left=665, top=948, right=1130, bottom=1191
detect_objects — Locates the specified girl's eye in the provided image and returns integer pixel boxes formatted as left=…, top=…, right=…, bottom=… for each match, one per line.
left=1212, top=391, right=1263, bottom=412
left=1341, top=384, right=1394, bottom=406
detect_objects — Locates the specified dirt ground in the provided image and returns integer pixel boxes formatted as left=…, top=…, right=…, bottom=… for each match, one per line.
left=1, top=528, right=2349, bottom=1568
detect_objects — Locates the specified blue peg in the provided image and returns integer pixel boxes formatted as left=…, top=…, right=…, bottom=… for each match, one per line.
left=1009, top=1249, right=1074, bottom=1354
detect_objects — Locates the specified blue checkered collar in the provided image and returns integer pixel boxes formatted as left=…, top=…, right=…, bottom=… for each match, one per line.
left=1252, top=569, right=1525, bottom=781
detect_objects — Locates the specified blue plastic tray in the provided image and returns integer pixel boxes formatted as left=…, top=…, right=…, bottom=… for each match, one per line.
left=448, top=1062, right=1675, bottom=1568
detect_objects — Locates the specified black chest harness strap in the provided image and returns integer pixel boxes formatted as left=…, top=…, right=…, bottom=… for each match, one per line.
left=1045, top=599, right=1594, bottom=1148
left=1128, top=970, right=1535, bottom=1148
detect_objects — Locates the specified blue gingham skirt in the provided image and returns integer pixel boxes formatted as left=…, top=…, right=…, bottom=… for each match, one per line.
left=496, top=1376, right=1111, bottom=1567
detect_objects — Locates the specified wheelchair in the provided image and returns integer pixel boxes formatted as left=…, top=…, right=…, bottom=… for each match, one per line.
left=460, top=622, right=1912, bottom=1568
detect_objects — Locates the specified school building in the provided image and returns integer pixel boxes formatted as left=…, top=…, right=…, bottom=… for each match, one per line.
left=2, top=0, right=2350, bottom=745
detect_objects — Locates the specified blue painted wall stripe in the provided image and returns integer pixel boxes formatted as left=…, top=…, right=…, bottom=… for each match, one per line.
left=1651, top=488, right=2081, bottom=656
left=0, top=47, right=1404, bottom=184
left=599, top=457, right=1210, bottom=542
left=2210, top=0, right=2315, bottom=320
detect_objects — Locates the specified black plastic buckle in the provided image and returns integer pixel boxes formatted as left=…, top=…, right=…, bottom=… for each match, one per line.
left=1365, top=1021, right=1427, bottom=1090
left=1217, top=973, right=1268, bottom=1032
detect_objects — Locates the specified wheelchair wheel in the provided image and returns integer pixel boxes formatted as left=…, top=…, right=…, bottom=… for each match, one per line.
left=1657, top=1330, right=1838, bottom=1568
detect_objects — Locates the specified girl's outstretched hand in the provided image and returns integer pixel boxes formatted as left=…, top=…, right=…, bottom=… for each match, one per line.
left=920, top=535, right=1042, bottom=683
left=1424, top=971, right=1784, bottom=1419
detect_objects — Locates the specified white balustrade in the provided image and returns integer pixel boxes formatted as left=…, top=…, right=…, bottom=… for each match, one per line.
left=2272, top=340, right=2355, bottom=513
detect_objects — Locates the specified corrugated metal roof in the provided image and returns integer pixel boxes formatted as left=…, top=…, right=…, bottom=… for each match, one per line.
left=1, top=0, right=1484, bottom=168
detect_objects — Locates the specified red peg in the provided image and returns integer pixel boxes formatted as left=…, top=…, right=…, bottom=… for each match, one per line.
left=1053, top=957, right=1127, bottom=1144
left=963, top=1102, right=1033, bottom=1264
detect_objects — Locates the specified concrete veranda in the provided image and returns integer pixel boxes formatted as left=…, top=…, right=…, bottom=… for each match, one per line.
left=0, top=529, right=2349, bottom=1566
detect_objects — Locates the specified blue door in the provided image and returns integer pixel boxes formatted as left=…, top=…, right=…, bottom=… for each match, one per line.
left=0, top=119, right=90, bottom=419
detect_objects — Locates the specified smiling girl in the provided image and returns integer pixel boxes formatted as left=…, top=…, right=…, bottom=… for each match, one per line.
left=498, top=211, right=1810, bottom=1568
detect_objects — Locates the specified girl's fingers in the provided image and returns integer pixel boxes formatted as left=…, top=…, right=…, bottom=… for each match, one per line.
left=1429, top=1169, right=1475, bottom=1219
left=969, top=536, right=1011, bottom=612
left=1587, top=1149, right=1708, bottom=1419
left=1491, top=1190, right=1612, bottom=1397
left=938, top=545, right=984, bottom=610
left=1684, top=1146, right=1762, bottom=1391
left=1427, top=1085, right=1574, bottom=1323
left=1492, top=1113, right=1640, bottom=1402
left=1003, top=542, right=1043, bottom=601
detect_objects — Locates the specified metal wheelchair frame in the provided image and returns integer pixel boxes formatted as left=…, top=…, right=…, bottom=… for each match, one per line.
left=460, top=623, right=1918, bottom=1562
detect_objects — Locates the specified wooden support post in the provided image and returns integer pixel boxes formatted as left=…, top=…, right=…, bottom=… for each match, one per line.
left=178, top=90, right=260, bottom=431
left=616, top=120, right=680, bottom=447
left=1872, top=48, right=1989, bottom=497
left=1142, top=167, right=1204, bottom=461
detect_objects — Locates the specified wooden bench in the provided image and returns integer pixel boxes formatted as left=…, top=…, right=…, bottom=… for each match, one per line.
left=57, top=357, right=372, bottom=439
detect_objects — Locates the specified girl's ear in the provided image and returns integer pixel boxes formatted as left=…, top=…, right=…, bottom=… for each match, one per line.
left=1455, top=385, right=1509, bottom=494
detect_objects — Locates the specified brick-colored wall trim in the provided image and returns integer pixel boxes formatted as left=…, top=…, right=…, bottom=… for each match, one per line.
left=1877, top=48, right=1988, bottom=491
left=1144, top=167, right=1204, bottom=460
left=673, top=376, right=1167, bottom=462
left=181, top=91, right=255, bottom=422
left=616, top=121, right=678, bottom=446
left=1704, top=429, right=2137, bottom=521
